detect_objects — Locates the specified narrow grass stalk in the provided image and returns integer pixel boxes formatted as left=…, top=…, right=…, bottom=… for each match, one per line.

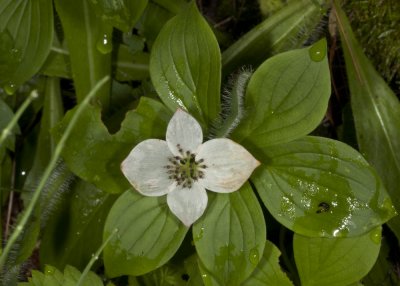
left=76, top=228, right=119, bottom=286
left=0, top=90, right=38, bottom=148
left=0, top=76, right=110, bottom=269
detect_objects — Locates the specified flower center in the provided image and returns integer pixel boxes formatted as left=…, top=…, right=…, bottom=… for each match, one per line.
left=165, top=144, right=207, bottom=189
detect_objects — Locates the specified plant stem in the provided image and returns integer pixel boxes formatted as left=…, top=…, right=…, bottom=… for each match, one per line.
left=0, top=76, right=110, bottom=269
left=0, top=90, right=38, bottom=148
left=212, top=70, right=251, bottom=138
left=76, top=228, right=118, bottom=286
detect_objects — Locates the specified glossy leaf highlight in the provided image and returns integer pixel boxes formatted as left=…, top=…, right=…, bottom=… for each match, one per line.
left=333, top=1, right=400, bottom=240
left=252, top=136, right=395, bottom=237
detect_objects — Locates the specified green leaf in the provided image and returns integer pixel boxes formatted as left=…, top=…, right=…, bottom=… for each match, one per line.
left=149, top=1, right=221, bottom=129
left=12, top=163, right=74, bottom=268
left=362, top=236, right=400, bottom=285
left=53, top=97, right=171, bottom=194
left=114, top=45, right=150, bottom=81
left=54, top=0, right=111, bottom=108
left=184, top=255, right=205, bottom=286
left=222, top=0, right=326, bottom=76
left=18, top=265, right=103, bottom=286
left=242, top=240, right=293, bottom=286
left=24, top=77, right=64, bottom=190
left=193, top=183, right=266, bottom=285
left=40, top=44, right=149, bottom=81
left=151, top=0, right=187, bottom=14
left=293, top=227, right=382, bottom=286
left=40, top=49, right=71, bottom=79
left=0, top=0, right=54, bottom=93
left=136, top=2, right=175, bottom=48
left=231, top=39, right=331, bottom=149
left=103, top=190, right=188, bottom=277
left=198, top=260, right=221, bottom=286
left=88, top=0, right=148, bottom=32
left=40, top=179, right=115, bottom=270
left=333, top=1, right=400, bottom=240
left=252, top=136, right=396, bottom=237
left=132, top=263, right=188, bottom=286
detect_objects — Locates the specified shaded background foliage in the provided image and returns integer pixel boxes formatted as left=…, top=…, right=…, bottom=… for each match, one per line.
left=0, top=0, right=399, bottom=285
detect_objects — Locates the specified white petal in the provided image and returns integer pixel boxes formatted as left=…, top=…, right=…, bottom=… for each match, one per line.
left=121, top=139, right=176, bottom=196
left=166, top=109, right=203, bottom=156
left=167, top=183, right=208, bottom=227
left=196, top=138, right=260, bottom=193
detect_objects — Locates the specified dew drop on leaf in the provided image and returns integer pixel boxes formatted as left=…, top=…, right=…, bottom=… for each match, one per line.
left=308, top=38, right=326, bottom=62
left=248, top=247, right=259, bottom=265
left=96, top=32, right=113, bottom=54
left=201, top=273, right=211, bottom=285
left=4, top=82, right=17, bottom=95
left=194, top=227, right=204, bottom=241
left=369, top=228, right=381, bottom=244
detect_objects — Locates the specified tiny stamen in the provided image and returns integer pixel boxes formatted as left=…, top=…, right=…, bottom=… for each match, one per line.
left=164, top=151, right=206, bottom=189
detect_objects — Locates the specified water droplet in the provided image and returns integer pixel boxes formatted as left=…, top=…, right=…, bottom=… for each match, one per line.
left=4, top=82, right=17, bottom=95
left=91, top=253, right=99, bottom=260
left=10, top=48, right=19, bottom=55
left=21, top=171, right=26, bottom=176
left=201, top=273, right=212, bottom=285
left=97, top=32, right=113, bottom=54
left=308, top=38, right=327, bottom=62
left=280, top=196, right=296, bottom=219
left=194, top=227, right=204, bottom=241
left=249, top=248, right=259, bottom=265
left=45, top=268, right=55, bottom=274
left=30, top=90, right=39, bottom=99
left=369, top=228, right=381, bottom=244
left=76, top=231, right=81, bottom=236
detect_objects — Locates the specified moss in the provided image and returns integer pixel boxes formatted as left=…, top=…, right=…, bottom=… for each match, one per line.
left=344, top=0, right=400, bottom=95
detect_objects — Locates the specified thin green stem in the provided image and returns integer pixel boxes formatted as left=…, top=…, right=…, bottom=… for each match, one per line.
left=0, top=90, right=38, bottom=148
left=0, top=76, right=110, bottom=269
left=76, top=228, right=118, bottom=286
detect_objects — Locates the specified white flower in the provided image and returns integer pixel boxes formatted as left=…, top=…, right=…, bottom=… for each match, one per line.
left=121, top=109, right=260, bottom=226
